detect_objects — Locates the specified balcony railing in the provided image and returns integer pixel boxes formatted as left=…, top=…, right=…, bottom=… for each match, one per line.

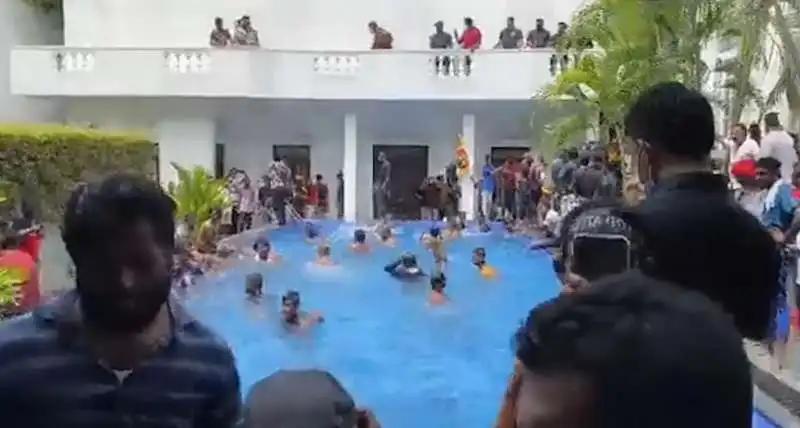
left=11, top=47, right=568, bottom=99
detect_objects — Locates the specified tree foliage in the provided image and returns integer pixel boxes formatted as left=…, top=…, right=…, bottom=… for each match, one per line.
left=21, top=0, right=61, bottom=14
left=167, top=163, right=231, bottom=228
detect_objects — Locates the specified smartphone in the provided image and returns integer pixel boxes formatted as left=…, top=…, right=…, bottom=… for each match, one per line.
left=569, top=233, right=631, bottom=281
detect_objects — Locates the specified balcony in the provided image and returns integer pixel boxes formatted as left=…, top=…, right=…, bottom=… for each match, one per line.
left=10, top=47, right=563, bottom=100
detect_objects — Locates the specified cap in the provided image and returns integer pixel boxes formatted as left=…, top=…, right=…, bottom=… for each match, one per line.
left=243, top=369, right=357, bottom=428
left=731, top=159, right=756, bottom=180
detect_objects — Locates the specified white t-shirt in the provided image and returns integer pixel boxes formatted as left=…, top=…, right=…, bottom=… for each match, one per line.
left=759, top=130, right=797, bottom=180
left=734, top=138, right=760, bottom=162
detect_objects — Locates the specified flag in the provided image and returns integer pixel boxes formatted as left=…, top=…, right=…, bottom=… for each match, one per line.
left=455, top=134, right=471, bottom=178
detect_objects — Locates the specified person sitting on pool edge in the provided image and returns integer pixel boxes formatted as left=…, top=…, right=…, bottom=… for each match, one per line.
left=315, top=243, right=335, bottom=266
left=253, top=237, right=281, bottom=264
left=384, top=253, right=425, bottom=279
left=472, top=247, right=496, bottom=279
left=428, top=271, right=448, bottom=305
left=350, top=228, right=370, bottom=253
left=304, top=221, right=321, bottom=243
left=281, top=290, right=324, bottom=328
left=172, top=247, right=204, bottom=289
left=421, top=226, right=447, bottom=270
left=245, top=272, right=264, bottom=301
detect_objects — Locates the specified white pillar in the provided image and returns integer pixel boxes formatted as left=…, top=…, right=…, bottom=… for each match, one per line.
left=156, top=116, right=216, bottom=187
left=460, top=114, right=477, bottom=220
left=343, top=114, right=358, bottom=222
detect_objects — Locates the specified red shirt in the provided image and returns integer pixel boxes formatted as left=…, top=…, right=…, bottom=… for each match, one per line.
left=19, top=231, right=43, bottom=262
left=0, top=249, right=40, bottom=312
left=459, top=27, right=482, bottom=50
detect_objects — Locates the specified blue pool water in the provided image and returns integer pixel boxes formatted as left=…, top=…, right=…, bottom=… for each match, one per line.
left=183, top=220, right=782, bottom=427
left=184, top=220, right=557, bottom=427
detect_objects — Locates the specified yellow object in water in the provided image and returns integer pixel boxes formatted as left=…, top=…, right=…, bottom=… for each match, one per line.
left=480, top=265, right=496, bottom=279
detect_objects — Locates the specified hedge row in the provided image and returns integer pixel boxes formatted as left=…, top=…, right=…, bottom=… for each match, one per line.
left=0, top=124, right=157, bottom=220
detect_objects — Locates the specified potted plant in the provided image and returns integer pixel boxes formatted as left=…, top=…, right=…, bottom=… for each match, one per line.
left=167, top=163, right=231, bottom=234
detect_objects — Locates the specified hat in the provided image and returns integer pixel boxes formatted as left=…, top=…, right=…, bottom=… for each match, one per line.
left=243, top=370, right=357, bottom=428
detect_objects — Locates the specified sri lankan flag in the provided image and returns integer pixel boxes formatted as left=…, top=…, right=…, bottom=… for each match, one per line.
left=455, top=134, right=471, bottom=178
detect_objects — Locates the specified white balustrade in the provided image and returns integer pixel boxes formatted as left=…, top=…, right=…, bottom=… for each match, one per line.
left=164, top=50, right=211, bottom=73
left=55, top=50, right=95, bottom=72
left=312, top=55, right=360, bottom=75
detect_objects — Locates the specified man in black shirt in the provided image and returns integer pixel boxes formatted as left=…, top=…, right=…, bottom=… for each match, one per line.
left=495, top=16, right=523, bottom=49
left=573, top=155, right=605, bottom=198
left=623, top=82, right=779, bottom=340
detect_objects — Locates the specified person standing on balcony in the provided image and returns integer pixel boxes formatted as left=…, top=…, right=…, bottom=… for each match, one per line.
left=430, top=21, right=454, bottom=75
left=454, top=17, right=481, bottom=75
left=526, top=18, right=550, bottom=48
left=209, top=17, right=232, bottom=47
left=234, top=15, right=260, bottom=47
left=368, top=21, right=394, bottom=49
left=494, top=17, right=523, bottom=49
left=549, top=22, right=570, bottom=75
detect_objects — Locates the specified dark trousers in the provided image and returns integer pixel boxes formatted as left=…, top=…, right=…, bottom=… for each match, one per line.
left=238, top=212, right=253, bottom=232
left=272, top=187, right=291, bottom=225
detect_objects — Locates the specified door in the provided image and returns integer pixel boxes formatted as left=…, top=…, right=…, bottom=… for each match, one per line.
left=490, top=146, right=529, bottom=167
left=373, top=145, right=429, bottom=220
left=214, top=143, right=225, bottom=179
left=273, top=145, right=311, bottom=182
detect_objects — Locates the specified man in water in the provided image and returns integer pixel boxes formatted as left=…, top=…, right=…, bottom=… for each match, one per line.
left=0, top=174, right=241, bottom=426
left=472, top=247, right=496, bottom=278
left=421, top=226, right=447, bottom=270
left=281, top=290, right=324, bottom=328
left=375, top=152, right=391, bottom=221
left=253, top=237, right=281, bottom=263
left=304, top=221, right=321, bottom=243
left=315, top=244, right=335, bottom=266
left=350, top=228, right=371, bottom=253
left=245, top=272, right=264, bottom=301
left=428, top=271, right=448, bottom=305
left=384, top=253, right=425, bottom=279
left=375, top=222, right=396, bottom=246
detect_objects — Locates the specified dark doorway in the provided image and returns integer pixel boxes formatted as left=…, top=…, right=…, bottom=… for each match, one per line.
left=373, top=145, right=428, bottom=220
left=215, top=143, right=225, bottom=179
left=273, top=145, right=311, bottom=182
left=490, top=146, right=528, bottom=167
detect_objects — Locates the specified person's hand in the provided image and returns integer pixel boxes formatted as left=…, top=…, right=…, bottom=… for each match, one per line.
left=356, top=408, right=381, bottom=428
left=770, top=228, right=785, bottom=244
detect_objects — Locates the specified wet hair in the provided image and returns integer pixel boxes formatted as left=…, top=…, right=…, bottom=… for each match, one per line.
left=318, top=244, right=331, bottom=256
left=756, top=156, right=782, bottom=175
left=62, top=173, right=176, bottom=265
left=431, top=271, right=446, bottom=289
left=282, top=290, right=300, bottom=307
left=473, top=247, right=486, bottom=257
left=429, top=226, right=441, bottom=238
left=515, top=271, right=751, bottom=428
left=245, top=273, right=263, bottom=295
left=625, top=82, right=714, bottom=160
left=401, top=253, right=417, bottom=267
left=353, top=229, right=366, bottom=243
left=305, top=222, right=319, bottom=238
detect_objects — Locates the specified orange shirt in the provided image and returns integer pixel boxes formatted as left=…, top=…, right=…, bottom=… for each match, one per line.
left=0, top=249, right=40, bottom=312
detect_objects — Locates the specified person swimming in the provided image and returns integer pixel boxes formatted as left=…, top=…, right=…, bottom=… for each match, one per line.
left=376, top=223, right=395, bottom=246
left=315, top=243, right=334, bottom=266
left=428, top=271, right=448, bottom=305
left=253, top=238, right=280, bottom=263
left=304, top=221, right=321, bottom=242
left=351, top=228, right=370, bottom=253
left=245, top=272, right=264, bottom=301
left=443, top=216, right=462, bottom=239
left=280, top=290, right=324, bottom=327
left=384, top=253, right=425, bottom=279
left=472, top=247, right=497, bottom=278
left=172, top=248, right=204, bottom=288
left=421, top=226, right=447, bottom=270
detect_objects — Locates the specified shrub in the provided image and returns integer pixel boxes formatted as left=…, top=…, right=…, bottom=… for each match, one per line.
left=0, top=124, right=157, bottom=220
left=168, top=163, right=231, bottom=229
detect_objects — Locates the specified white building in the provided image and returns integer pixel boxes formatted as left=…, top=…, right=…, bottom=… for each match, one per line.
left=6, top=0, right=586, bottom=221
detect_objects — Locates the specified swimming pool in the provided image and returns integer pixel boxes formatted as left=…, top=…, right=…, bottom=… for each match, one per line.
left=183, top=220, right=783, bottom=428
left=184, top=220, right=556, bottom=427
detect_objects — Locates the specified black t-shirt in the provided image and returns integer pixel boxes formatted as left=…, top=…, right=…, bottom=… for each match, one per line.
left=573, top=166, right=604, bottom=198
left=623, top=172, right=779, bottom=340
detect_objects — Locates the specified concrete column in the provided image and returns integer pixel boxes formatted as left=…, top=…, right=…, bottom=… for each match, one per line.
left=343, top=113, right=358, bottom=222
left=156, top=116, right=216, bottom=187
left=460, top=114, right=477, bottom=220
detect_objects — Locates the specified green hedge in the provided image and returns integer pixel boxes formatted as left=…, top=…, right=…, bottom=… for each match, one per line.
left=0, top=124, right=157, bottom=220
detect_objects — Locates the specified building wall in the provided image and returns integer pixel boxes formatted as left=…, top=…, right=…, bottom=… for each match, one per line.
left=0, top=1, right=63, bottom=122
left=64, top=98, right=569, bottom=219
left=63, top=0, right=581, bottom=49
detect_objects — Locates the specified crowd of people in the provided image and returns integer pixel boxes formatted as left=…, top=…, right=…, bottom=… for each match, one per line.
left=0, top=81, right=792, bottom=428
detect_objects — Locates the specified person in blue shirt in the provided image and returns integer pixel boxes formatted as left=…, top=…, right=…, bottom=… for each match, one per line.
left=481, top=156, right=496, bottom=218
left=756, top=156, right=797, bottom=370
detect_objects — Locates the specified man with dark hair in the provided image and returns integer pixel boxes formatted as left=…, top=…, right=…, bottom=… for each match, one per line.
left=623, top=81, right=779, bottom=340
left=506, top=271, right=751, bottom=428
left=760, top=112, right=797, bottom=180
left=0, top=174, right=241, bottom=427
left=375, top=151, right=391, bottom=220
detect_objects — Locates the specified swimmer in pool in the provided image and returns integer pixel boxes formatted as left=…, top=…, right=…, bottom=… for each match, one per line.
left=375, top=222, right=396, bottom=246
left=245, top=272, right=264, bottom=301
left=443, top=216, right=463, bottom=239
left=472, top=247, right=497, bottom=279
left=421, top=226, right=447, bottom=270
left=253, top=239, right=281, bottom=263
left=384, top=253, right=425, bottom=279
left=428, top=271, right=448, bottom=305
left=350, top=228, right=371, bottom=253
left=281, top=290, right=324, bottom=328
left=304, top=221, right=322, bottom=243
left=315, top=243, right=335, bottom=266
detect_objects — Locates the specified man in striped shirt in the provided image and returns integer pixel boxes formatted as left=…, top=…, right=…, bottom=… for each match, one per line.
left=0, top=174, right=240, bottom=427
